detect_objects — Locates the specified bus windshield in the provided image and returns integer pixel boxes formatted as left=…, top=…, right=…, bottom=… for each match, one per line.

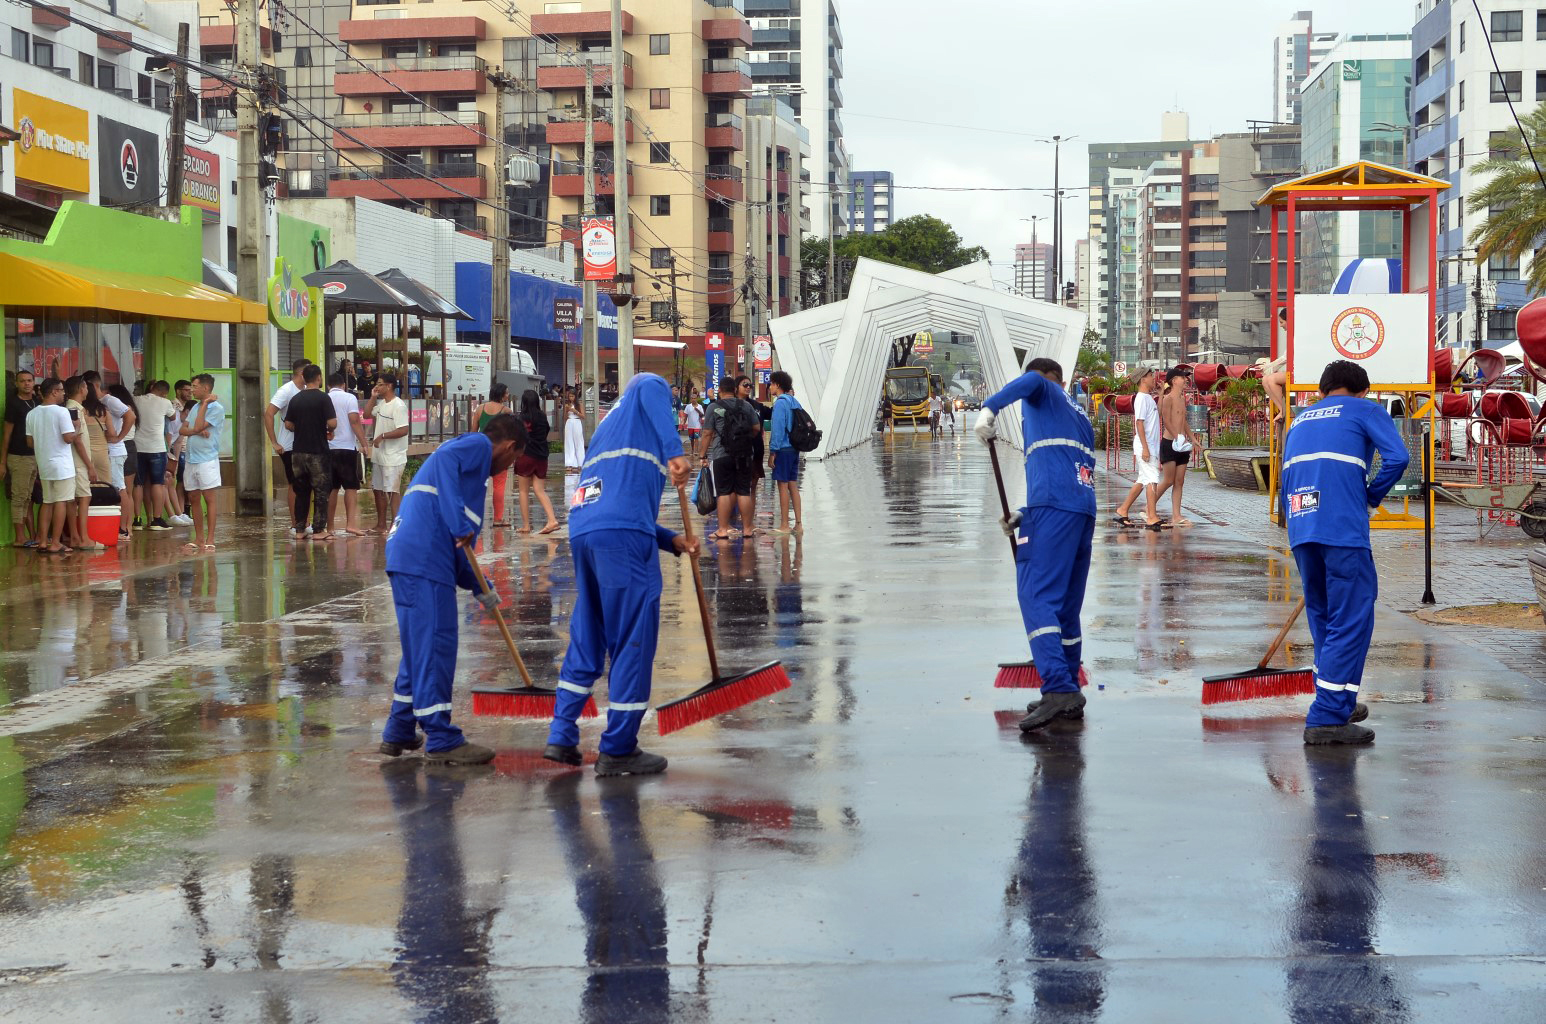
left=886, top=372, right=930, bottom=405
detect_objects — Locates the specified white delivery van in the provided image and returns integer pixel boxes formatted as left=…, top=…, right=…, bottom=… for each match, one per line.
left=427, top=342, right=540, bottom=399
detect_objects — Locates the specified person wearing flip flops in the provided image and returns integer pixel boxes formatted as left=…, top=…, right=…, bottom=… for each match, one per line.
left=379, top=414, right=526, bottom=765
left=1154, top=367, right=1200, bottom=527
left=975, top=357, right=1096, bottom=731
left=1282, top=360, right=1408, bottom=746
left=1111, top=368, right=1164, bottom=530
left=544, top=373, right=697, bottom=776
left=178, top=375, right=224, bottom=554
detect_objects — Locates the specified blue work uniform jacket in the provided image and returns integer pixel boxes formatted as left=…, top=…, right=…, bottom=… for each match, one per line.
left=570, top=374, right=682, bottom=552
left=385, top=431, right=491, bottom=589
left=1282, top=394, right=1410, bottom=550
left=984, top=371, right=1097, bottom=519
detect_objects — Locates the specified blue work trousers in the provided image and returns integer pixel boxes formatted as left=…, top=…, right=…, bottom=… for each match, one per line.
left=1293, top=542, right=1377, bottom=728
left=383, top=572, right=465, bottom=753
left=549, top=530, right=662, bottom=756
left=1014, top=507, right=1095, bottom=694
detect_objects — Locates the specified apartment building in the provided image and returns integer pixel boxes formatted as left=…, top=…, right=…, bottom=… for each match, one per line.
left=1013, top=242, right=1053, bottom=303
left=1273, top=10, right=1339, bottom=123
left=847, top=169, right=892, bottom=233
left=744, top=0, right=848, bottom=238
left=1410, top=0, right=1542, bottom=348
left=744, top=93, right=808, bottom=328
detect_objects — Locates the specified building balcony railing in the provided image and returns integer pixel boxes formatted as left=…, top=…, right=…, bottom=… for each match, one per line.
left=329, top=163, right=488, bottom=201
left=337, top=108, right=486, bottom=129
left=706, top=164, right=744, bottom=201
left=332, top=108, right=486, bottom=149
left=530, top=10, right=633, bottom=36
left=536, top=50, right=633, bottom=90
left=702, top=16, right=753, bottom=46
left=750, top=59, right=799, bottom=79
left=545, top=106, right=634, bottom=144
left=703, top=56, right=752, bottom=96
left=333, top=54, right=487, bottom=96
left=451, top=216, right=488, bottom=236
left=550, top=161, right=634, bottom=197
left=705, top=0, right=744, bottom=10
left=752, top=26, right=798, bottom=45
left=335, top=54, right=487, bottom=76
left=331, top=162, right=486, bottom=182
left=704, top=111, right=744, bottom=151
left=339, top=16, right=488, bottom=44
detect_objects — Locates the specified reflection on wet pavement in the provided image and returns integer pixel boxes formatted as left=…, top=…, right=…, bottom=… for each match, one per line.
left=0, top=432, right=1543, bottom=1020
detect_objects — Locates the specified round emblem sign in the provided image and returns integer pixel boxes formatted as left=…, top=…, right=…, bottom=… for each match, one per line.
left=119, top=139, right=140, bottom=190
left=18, top=116, right=34, bottom=153
left=1329, top=306, right=1384, bottom=360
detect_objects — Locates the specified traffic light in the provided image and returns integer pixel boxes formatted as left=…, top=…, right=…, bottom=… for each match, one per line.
left=1063, top=281, right=1076, bottom=301
left=259, top=111, right=284, bottom=188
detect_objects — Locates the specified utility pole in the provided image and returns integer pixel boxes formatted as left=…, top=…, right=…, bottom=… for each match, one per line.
left=234, top=0, right=269, bottom=516
left=770, top=110, right=781, bottom=334
left=580, top=60, right=599, bottom=432
left=745, top=114, right=762, bottom=381
left=610, top=0, right=634, bottom=384
left=1051, top=134, right=1062, bottom=308
left=666, top=254, right=686, bottom=391
left=1473, top=258, right=1485, bottom=352
left=489, top=71, right=510, bottom=378
left=165, top=22, right=189, bottom=210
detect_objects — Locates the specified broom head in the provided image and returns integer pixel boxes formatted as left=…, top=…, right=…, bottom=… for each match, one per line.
left=471, top=686, right=598, bottom=719
left=657, top=661, right=791, bottom=736
left=1200, top=667, right=1315, bottom=705
left=994, top=662, right=1090, bottom=689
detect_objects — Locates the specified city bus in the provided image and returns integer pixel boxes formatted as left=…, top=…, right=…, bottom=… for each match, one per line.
left=884, top=365, right=931, bottom=427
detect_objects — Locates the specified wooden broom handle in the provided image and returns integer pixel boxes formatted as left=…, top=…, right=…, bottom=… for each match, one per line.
left=461, top=540, right=537, bottom=690
left=987, top=441, right=1019, bottom=558
left=677, top=483, right=722, bottom=681
left=1257, top=596, right=1307, bottom=671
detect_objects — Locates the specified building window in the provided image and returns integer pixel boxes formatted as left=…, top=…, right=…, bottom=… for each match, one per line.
left=98, top=61, right=117, bottom=91
left=650, top=247, right=671, bottom=269
left=649, top=141, right=670, bottom=163
left=1492, top=10, right=1523, bottom=41
left=1537, top=70, right=1546, bottom=99
left=78, top=52, right=94, bottom=86
left=1460, top=80, right=1466, bottom=110
left=1491, top=71, right=1522, bottom=102
left=650, top=88, right=669, bottom=109
left=1539, top=9, right=1546, bottom=38
left=1489, top=254, right=1521, bottom=280
left=1460, top=20, right=1466, bottom=51
left=650, top=300, right=672, bottom=323
left=294, top=47, right=311, bottom=68
left=1491, top=129, right=1513, bottom=157
left=650, top=194, right=670, bottom=216
left=33, top=39, right=54, bottom=70
left=649, top=33, right=669, bottom=55
left=1488, top=310, right=1517, bottom=340
left=10, top=28, right=26, bottom=61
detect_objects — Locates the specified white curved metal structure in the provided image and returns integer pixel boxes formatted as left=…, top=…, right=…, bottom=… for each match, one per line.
left=771, top=258, right=1087, bottom=460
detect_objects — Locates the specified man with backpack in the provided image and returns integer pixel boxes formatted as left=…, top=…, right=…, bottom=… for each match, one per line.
left=767, top=370, right=810, bottom=534
left=697, top=374, right=762, bottom=539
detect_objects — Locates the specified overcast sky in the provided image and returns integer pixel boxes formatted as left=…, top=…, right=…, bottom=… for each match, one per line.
left=837, top=0, right=1419, bottom=291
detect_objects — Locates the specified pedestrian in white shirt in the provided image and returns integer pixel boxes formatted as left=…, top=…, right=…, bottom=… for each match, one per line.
left=362, top=372, right=410, bottom=534
left=263, top=358, right=309, bottom=522
left=132, top=380, right=180, bottom=531
left=1112, top=368, right=1165, bottom=530
left=86, top=372, right=137, bottom=540
left=326, top=371, right=370, bottom=535
left=26, top=377, right=89, bottom=555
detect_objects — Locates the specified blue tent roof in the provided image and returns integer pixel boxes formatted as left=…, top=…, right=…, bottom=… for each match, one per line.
left=455, top=262, right=618, bottom=348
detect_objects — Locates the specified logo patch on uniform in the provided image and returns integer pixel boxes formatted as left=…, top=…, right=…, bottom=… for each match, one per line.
left=571, top=477, right=603, bottom=508
left=1077, top=464, right=1095, bottom=489
left=1288, top=490, right=1321, bottom=516
left=1293, top=405, right=1342, bottom=425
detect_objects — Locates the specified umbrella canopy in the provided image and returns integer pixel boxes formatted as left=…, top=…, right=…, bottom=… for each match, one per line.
left=377, top=268, right=471, bottom=321
left=302, top=259, right=423, bottom=315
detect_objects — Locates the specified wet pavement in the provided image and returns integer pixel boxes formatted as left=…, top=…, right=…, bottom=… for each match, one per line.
left=2, top=426, right=1545, bottom=1022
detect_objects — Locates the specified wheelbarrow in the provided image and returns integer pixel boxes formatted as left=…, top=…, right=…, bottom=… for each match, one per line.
left=1429, top=480, right=1546, bottom=538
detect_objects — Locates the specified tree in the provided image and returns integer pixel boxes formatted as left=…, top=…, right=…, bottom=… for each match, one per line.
left=1466, top=102, right=1546, bottom=292
left=798, top=215, right=991, bottom=305
left=1075, top=327, right=1109, bottom=379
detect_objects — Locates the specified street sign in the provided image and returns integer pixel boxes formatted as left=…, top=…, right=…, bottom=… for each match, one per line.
left=553, top=297, right=579, bottom=329
left=581, top=216, right=616, bottom=281
left=1113, top=360, right=1128, bottom=376
left=705, top=331, right=725, bottom=391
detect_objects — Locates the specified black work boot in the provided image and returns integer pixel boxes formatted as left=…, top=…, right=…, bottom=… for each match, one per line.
left=595, top=748, right=668, bottom=777
left=1025, top=696, right=1086, bottom=720
left=1349, top=702, right=1369, bottom=724
left=543, top=743, right=583, bottom=766
left=1019, top=691, right=1087, bottom=732
left=424, top=741, right=496, bottom=765
left=379, top=735, right=424, bottom=757
left=1303, top=723, right=1375, bottom=745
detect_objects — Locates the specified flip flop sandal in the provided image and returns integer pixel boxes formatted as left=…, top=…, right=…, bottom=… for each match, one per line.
left=1112, top=515, right=1135, bottom=527
left=1145, top=521, right=1164, bottom=532
left=537, top=523, right=561, bottom=535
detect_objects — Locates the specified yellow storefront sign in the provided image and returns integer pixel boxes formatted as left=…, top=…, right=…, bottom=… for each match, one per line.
left=14, top=89, right=90, bottom=193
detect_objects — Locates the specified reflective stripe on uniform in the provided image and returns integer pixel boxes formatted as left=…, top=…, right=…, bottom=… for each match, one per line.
left=1061, top=635, right=1082, bottom=646
left=464, top=506, right=481, bottom=526
left=1282, top=452, right=1368, bottom=472
left=608, top=701, right=650, bottom=712
left=405, top=483, right=439, bottom=499
left=392, top=693, right=413, bottom=703
left=1315, top=678, right=1360, bottom=693
left=1028, top=626, right=1061, bottom=641
left=557, top=680, right=593, bottom=695
left=1027, top=437, right=1095, bottom=458
left=582, top=447, right=668, bottom=477
left=414, top=702, right=455, bottom=716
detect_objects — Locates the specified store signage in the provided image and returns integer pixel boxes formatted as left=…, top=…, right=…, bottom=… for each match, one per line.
left=268, top=258, right=313, bottom=332
left=914, top=331, right=934, bottom=355
left=181, top=145, right=221, bottom=213
left=705, top=331, right=725, bottom=392
left=581, top=216, right=616, bottom=281
left=15, top=91, right=90, bottom=193
left=753, top=336, right=772, bottom=368
left=553, top=297, right=579, bottom=329
left=1290, top=294, right=1430, bottom=391
left=96, top=117, right=161, bottom=205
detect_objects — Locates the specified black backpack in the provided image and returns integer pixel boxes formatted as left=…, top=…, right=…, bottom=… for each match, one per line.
left=786, top=401, right=822, bottom=453
left=714, top=397, right=759, bottom=457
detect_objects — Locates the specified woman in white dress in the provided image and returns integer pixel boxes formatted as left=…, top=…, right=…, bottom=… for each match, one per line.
left=563, top=398, right=585, bottom=474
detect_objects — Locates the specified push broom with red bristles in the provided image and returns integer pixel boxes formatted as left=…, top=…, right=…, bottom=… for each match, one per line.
left=464, top=542, right=597, bottom=720
left=1201, top=596, right=1315, bottom=704
left=656, top=484, right=791, bottom=736
left=988, top=441, right=1090, bottom=691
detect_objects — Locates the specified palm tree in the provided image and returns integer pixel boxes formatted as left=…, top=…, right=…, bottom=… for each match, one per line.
left=1466, top=102, right=1546, bottom=291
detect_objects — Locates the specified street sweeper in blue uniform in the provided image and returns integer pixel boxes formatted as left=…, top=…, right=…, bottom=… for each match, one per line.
left=1282, top=359, right=1408, bottom=745
left=545, top=373, right=697, bottom=776
left=975, top=357, right=1098, bottom=732
left=379, top=415, right=525, bottom=764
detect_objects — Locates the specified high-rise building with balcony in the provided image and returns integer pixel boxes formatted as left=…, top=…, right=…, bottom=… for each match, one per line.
left=1410, top=0, right=1542, bottom=349
left=1273, top=11, right=1339, bottom=123
left=847, top=169, right=892, bottom=233
left=744, top=0, right=848, bottom=239
left=1013, top=242, right=1052, bottom=303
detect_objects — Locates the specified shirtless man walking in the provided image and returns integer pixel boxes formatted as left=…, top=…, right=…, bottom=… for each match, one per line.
left=1153, top=367, right=1199, bottom=527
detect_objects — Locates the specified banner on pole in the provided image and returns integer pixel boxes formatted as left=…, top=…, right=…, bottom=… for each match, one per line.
left=753, top=336, right=773, bottom=369
left=705, top=331, right=725, bottom=393
left=581, top=217, right=616, bottom=281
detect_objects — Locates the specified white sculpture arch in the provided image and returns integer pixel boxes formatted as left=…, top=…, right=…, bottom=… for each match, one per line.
left=771, top=258, right=1086, bottom=460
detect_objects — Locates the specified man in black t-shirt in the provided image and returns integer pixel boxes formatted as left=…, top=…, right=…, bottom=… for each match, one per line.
left=283, top=364, right=338, bottom=540
left=2, top=370, right=41, bottom=547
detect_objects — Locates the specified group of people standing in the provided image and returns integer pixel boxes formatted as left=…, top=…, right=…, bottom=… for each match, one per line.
left=4, top=370, right=225, bottom=555
left=1112, top=366, right=1200, bottom=530
left=690, top=372, right=805, bottom=538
